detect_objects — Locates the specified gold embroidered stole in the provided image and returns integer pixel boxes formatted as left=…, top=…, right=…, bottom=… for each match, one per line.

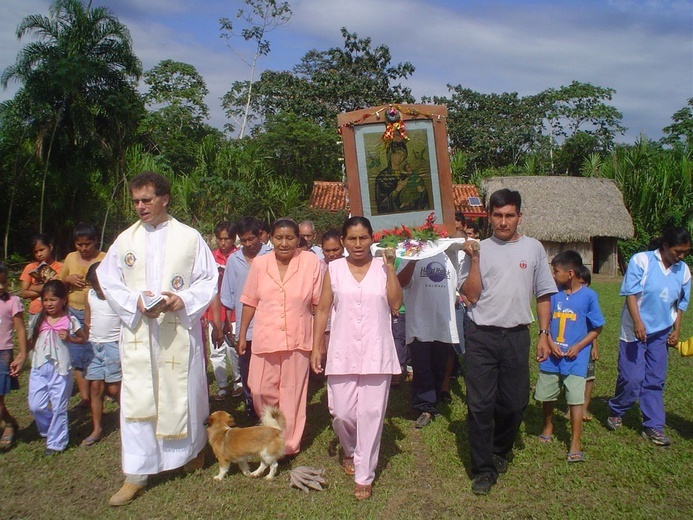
left=118, top=217, right=198, bottom=438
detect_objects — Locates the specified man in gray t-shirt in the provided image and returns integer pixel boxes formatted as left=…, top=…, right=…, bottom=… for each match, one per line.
left=459, top=188, right=556, bottom=496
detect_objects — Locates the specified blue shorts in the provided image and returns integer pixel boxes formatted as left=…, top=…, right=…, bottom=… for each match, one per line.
left=85, top=341, right=122, bottom=383
left=0, top=350, right=20, bottom=395
left=69, top=343, right=93, bottom=371
left=67, top=307, right=92, bottom=370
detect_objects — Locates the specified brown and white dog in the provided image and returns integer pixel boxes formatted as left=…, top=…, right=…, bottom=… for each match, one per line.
left=204, top=407, right=286, bottom=480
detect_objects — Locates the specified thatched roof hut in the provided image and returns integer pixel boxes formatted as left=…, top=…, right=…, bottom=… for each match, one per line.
left=481, top=176, right=634, bottom=275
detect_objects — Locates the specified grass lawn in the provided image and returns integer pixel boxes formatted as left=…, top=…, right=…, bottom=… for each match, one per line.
left=1, top=276, right=692, bottom=519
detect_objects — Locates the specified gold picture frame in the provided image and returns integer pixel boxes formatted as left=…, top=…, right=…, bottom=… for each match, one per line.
left=337, top=104, right=455, bottom=232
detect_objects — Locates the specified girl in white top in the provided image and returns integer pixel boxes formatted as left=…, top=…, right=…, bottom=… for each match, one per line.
left=28, top=280, right=86, bottom=455
left=82, top=262, right=122, bottom=447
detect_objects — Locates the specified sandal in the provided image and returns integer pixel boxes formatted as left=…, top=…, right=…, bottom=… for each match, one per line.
left=538, top=434, right=553, bottom=443
left=0, top=423, right=18, bottom=449
left=354, top=483, right=372, bottom=500
left=583, top=414, right=593, bottom=422
left=81, top=436, right=101, bottom=447
left=213, top=388, right=228, bottom=401
left=566, top=451, right=585, bottom=463
left=341, top=456, right=355, bottom=476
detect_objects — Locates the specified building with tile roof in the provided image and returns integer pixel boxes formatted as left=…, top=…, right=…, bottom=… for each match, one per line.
left=309, top=181, right=486, bottom=218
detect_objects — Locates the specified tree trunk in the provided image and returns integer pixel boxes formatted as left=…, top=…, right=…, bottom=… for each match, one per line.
left=39, top=113, right=62, bottom=233
left=239, top=46, right=261, bottom=139
left=3, top=127, right=32, bottom=258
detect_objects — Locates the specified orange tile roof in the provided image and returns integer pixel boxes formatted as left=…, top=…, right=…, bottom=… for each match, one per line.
left=309, top=181, right=349, bottom=212
left=309, top=181, right=486, bottom=217
left=452, top=184, right=487, bottom=217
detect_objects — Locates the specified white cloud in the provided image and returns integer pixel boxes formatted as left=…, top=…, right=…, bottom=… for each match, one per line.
left=284, top=0, right=692, bottom=140
left=1, top=0, right=52, bottom=94
left=1, top=0, right=691, bottom=141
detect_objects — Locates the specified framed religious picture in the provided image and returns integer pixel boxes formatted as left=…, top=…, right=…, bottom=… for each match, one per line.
left=337, top=104, right=456, bottom=233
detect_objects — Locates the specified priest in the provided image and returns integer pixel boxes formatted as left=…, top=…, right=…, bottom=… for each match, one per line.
left=98, top=171, right=217, bottom=506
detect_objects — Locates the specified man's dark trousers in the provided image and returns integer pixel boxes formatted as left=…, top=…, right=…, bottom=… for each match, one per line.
left=464, top=320, right=530, bottom=478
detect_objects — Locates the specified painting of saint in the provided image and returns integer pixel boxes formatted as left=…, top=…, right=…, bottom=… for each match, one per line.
left=366, top=128, right=433, bottom=216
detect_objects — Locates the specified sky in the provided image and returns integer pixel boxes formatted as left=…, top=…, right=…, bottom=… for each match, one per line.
left=1, top=0, right=691, bottom=142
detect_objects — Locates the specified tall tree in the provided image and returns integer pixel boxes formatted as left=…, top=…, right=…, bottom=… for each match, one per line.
left=222, top=27, right=416, bottom=128
left=543, top=81, right=625, bottom=151
left=1, top=0, right=142, bottom=234
left=427, top=86, right=545, bottom=173
left=143, top=60, right=210, bottom=122
left=0, top=93, right=41, bottom=257
left=661, top=98, right=693, bottom=148
left=254, top=112, right=342, bottom=190
left=139, top=60, right=218, bottom=174
left=220, top=0, right=292, bottom=137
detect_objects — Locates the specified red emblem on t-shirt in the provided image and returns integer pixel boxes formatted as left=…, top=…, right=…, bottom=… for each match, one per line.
left=519, top=261, right=527, bottom=269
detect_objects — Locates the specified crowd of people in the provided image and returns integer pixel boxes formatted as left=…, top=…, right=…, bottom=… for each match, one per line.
left=0, top=171, right=690, bottom=505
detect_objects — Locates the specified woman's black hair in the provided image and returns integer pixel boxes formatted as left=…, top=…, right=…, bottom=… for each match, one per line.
left=342, top=216, right=373, bottom=238
left=649, top=226, right=691, bottom=251
left=271, top=218, right=299, bottom=236
left=30, top=233, right=53, bottom=250
left=321, top=229, right=342, bottom=244
left=73, top=222, right=97, bottom=242
left=662, top=227, right=691, bottom=248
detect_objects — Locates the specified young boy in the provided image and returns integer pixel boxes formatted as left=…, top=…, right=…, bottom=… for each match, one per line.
left=205, top=221, right=242, bottom=400
left=577, top=265, right=599, bottom=422
left=61, top=223, right=106, bottom=409
left=82, top=262, right=121, bottom=446
left=535, top=251, right=605, bottom=462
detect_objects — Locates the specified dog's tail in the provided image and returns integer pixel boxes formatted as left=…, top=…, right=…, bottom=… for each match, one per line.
left=261, top=406, right=286, bottom=432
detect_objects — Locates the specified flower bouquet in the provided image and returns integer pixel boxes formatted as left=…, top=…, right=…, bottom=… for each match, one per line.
left=372, top=212, right=470, bottom=260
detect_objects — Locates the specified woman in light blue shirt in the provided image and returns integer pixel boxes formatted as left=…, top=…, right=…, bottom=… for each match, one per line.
left=607, top=227, right=691, bottom=446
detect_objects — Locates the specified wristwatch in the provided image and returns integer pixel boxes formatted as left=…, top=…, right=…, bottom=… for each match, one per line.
left=538, top=329, right=550, bottom=336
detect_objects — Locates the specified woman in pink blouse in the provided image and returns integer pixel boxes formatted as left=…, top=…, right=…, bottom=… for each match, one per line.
left=238, top=218, right=323, bottom=456
left=311, top=217, right=402, bottom=500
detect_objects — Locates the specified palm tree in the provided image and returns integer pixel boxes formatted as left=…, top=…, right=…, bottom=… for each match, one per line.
left=1, top=0, right=142, bottom=232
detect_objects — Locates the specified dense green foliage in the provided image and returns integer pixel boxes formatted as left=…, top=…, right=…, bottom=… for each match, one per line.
left=0, top=0, right=690, bottom=264
left=139, top=60, right=220, bottom=175
left=583, top=139, right=693, bottom=265
left=1, top=0, right=142, bottom=255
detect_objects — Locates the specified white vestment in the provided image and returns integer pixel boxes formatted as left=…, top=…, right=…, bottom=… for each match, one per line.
left=98, top=216, right=217, bottom=475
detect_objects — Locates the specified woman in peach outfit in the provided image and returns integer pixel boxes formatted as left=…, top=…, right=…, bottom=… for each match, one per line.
left=238, top=218, right=323, bottom=456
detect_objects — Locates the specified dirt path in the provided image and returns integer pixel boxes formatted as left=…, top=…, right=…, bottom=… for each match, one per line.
left=379, top=429, right=459, bottom=519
